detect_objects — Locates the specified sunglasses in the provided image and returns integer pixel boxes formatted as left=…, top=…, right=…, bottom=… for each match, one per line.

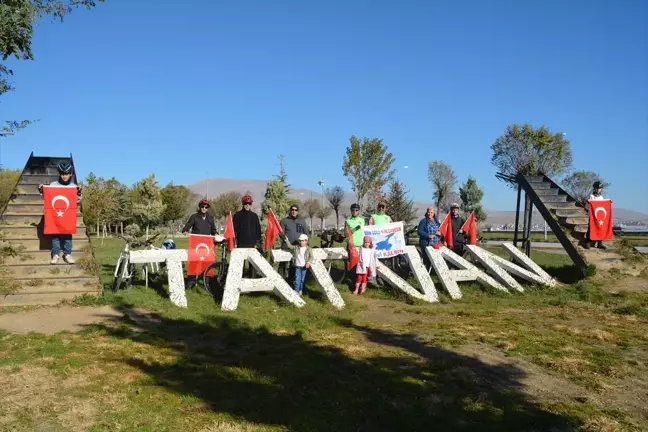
left=378, top=206, right=385, bottom=209
left=352, top=209, right=359, bottom=212
left=290, top=208, right=298, bottom=212
left=199, top=205, right=209, bottom=209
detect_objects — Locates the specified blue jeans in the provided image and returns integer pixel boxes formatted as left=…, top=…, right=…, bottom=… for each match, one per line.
left=51, top=235, right=72, bottom=256
left=293, top=266, right=307, bottom=293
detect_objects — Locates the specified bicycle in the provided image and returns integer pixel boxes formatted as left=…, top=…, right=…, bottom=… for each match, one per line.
left=201, top=238, right=229, bottom=298
left=111, top=234, right=160, bottom=293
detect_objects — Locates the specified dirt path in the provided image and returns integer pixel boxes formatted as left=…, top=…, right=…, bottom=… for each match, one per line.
left=0, top=306, right=123, bottom=334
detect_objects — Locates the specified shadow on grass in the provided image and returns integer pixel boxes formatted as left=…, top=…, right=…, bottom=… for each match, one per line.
left=543, top=264, right=584, bottom=284
left=91, top=306, right=582, bottom=432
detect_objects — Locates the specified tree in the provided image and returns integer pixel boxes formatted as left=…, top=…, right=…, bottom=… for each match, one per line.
left=129, top=174, right=165, bottom=236
left=160, top=183, right=193, bottom=224
left=1, top=0, right=103, bottom=137
left=363, top=184, right=386, bottom=219
left=491, top=123, right=573, bottom=180
left=563, top=170, right=609, bottom=205
left=316, top=207, right=332, bottom=230
left=386, top=180, right=416, bottom=225
left=80, top=173, right=124, bottom=236
left=427, top=161, right=457, bottom=213
left=325, top=186, right=345, bottom=228
left=342, top=135, right=395, bottom=207
left=459, top=176, right=487, bottom=222
left=210, top=191, right=240, bottom=220
left=261, top=180, right=294, bottom=219
left=0, top=168, right=20, bottom=209
left=303, top=198, right=320, bottom=230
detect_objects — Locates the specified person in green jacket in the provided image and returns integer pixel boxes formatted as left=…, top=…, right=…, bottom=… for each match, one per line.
left=345, top=203, right=365, bottom=247
left=369, top=202, right=393, bottom=226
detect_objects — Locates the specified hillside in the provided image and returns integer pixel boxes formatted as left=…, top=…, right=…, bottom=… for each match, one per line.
left=186, top=178, right=648, bottom=227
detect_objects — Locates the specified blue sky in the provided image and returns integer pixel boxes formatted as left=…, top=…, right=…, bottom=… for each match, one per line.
left=2, top=0, right=647, bottom=212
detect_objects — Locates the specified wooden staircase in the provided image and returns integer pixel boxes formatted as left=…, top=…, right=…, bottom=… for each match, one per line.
left=0, top=153, right=100, bottom=306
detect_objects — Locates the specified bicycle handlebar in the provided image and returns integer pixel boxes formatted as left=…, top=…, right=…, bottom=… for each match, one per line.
left=117, top=233, right=160, bottom=247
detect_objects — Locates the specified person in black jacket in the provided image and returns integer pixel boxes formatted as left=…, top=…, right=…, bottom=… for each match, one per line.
left=233, top=193, right=262, bottom=277
left=182, top=199, right=217, bottom=288
left=449, top=203, right=466, bottom=256
left=182, top=199, right=217, bottom=236
left=278, top=204, right=310, bottom=280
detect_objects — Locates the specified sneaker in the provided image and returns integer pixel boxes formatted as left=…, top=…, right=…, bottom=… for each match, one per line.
left=597, top=243, right=607, bottom=250
left=64, top=255, right=75, bottom=264
left=50, top=254, right=60, bottom=265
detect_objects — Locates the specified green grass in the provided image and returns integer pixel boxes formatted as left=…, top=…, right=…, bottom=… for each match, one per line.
left=0, top=238, right=646, bottom=431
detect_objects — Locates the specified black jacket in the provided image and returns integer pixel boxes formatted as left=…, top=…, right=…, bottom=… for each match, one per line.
left=233, top=209, right=261, bottom=248
left=280, top=215, right=310, bottom=246
left=182, top=212, right=216, bottom=236
left=451, top=215, right=465, bottom=246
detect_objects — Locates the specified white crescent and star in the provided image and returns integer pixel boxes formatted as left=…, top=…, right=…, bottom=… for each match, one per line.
left=594, top=206, right=607, bottom=226
left=51, top=195, right=70, bottom=217
left=194, top=243, right=211, bottom=261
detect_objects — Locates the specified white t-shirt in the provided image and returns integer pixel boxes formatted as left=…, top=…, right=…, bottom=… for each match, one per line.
left=295, top=246, right=307, bottom=267
left=589, top=193, right=605, bottom=201
left=358, top=247, right=373, bottom=274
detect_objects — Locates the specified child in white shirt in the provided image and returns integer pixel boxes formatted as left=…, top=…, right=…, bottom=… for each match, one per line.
left=283, top=233, right=312, bottom=295
left=354, top=235, right=377, bottom=295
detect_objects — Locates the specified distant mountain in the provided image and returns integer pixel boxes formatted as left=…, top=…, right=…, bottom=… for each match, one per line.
left=186, top=178, right=648, bottom=226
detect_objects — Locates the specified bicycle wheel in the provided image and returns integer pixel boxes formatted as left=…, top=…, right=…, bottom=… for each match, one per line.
left=202, top=261, right=222, bottom=297
left=124, top=264, right=136, bottom=289
left=327, top=260, right=347, bottom=284
left=111, top=259, right=125, bottom=293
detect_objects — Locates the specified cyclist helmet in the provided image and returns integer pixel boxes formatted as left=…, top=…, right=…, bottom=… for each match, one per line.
left=350, top=203, right=360, bottom=211
left=198, top=199, right=210, bottom=208
left=56, top=162, right=73, bottom=174
left=450, top=202, right=460, bottom=209
left=161, top=239, right=176, bottom=250
left=242, top=193, right=253, bottom=204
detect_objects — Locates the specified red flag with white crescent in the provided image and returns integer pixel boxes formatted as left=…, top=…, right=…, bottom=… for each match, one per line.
left=460, top=211, right=478, bottom=245
left=43, top=186, right=78, bottom=234
left=345, top=225, right=360, bottom=269
left=187, top=234, right=216, bottom=276
left=588, top=200, right=613, bottom=241
left=264, top=208, right=283, bottom=251
left=224, top=211, right=236, bottom=252
left=438, top=213, right=454, bottom=249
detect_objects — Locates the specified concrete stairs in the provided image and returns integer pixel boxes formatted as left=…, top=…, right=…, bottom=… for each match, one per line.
left=0, top=154, right=101, bottom=306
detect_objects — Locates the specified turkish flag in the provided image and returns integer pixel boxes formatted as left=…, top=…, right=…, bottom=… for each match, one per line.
left=264, top=208, right=283, bottom=251
left=438, top=213, right=454, bottom=249
left=43, top=186, right=77, bottom=234
left=460, top=211, right=478, bottom=245
left=224, top=211, right=236, bottom=252
left=187, top=234, right=216, bottom=276
left=346, top=225, right=359, bottom=270
left=588, top=200, right=613, bottom=241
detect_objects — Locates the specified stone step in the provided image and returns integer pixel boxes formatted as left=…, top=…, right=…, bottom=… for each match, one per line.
left=9, top=276, right=99, bottom=291
left=0, top=291, right=99, bottom=307
left=0, top=224, right=88, bottom=238
left=14, top=184, right=41, bottom=194
left=1, top=250, right=57, bottom=265
left=524, top=175, right=546, bottom=183
left=0, top=213, right=85, bottom=225
left=0, top=237, right=90, bottom=251
left=573, top=224, right=588, bottom=233
left=18, top=174, right=56, bottom=185
left=539, top=195, right=568, bottom=203
left=530, top=182, right=552, bottom=189
left=561, top=216, right=589, bottom=226
left=534, top=188, right=559, bottom=196
left=544, top=202, right=581, bottom=210
left=6, top=203, right=82, bottom=214
left=554, top=208, right=587, bottom=218
left=7, top=193, right=42, bottom=203
left=1, top=263, right=89, bottom=278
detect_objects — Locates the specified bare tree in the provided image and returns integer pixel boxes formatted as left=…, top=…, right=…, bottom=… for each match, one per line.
left=427, top=161, right=457, bottom=213
left=303, top=198, right=321, bottom=231
left=325, top=186, right=345, bottom=228
left=316, top=207, right=332, bottom=230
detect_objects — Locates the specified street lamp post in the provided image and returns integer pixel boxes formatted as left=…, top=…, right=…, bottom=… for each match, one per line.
left=318, top=179, right=325, bottom=230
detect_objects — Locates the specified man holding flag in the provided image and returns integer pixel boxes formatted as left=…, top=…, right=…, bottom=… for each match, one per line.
left=182, top=199, right=219, bottom=288
left=585, top=181, right=612, bottom=249
left=449, top=203, right=466, bottom=255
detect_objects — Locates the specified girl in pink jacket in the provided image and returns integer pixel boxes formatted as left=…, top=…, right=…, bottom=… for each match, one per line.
left=353, top=235, right=377, bottom=295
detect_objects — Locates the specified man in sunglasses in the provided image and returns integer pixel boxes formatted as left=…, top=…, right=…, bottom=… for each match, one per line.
left=279, top=204, right=310, bottom=279
left=182, top=199, right=217, bottom=288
